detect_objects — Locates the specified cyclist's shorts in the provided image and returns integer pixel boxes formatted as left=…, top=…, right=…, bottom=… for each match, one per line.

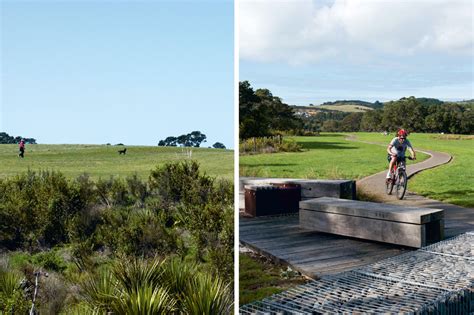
left=387, top=153, right=405, bottom=163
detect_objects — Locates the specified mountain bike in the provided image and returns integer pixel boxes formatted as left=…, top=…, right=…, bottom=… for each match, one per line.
left=386, top=156, right=414, bottom=200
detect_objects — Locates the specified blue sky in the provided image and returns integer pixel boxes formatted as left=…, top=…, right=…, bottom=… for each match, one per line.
left=240, top=0, right=473, bottom=105
left=1, top=0, right=233, bottom=147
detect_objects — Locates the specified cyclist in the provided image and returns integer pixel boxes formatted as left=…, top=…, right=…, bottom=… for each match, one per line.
left=386, top=129, right=416, bottom=182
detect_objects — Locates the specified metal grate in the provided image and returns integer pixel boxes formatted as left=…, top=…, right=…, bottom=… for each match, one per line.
left=240, top=232, right=474, bottom=314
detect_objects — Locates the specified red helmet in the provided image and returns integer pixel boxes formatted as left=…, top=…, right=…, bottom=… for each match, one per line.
left=397, top=129, right=408, bottom=137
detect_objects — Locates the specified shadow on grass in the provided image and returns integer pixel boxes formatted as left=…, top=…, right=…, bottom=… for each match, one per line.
left=308, top=133, right=346, bottom=138
left=241, top=163, right=297, bottom=168
left=297, top=141, right=358, bottom=150
left=419, top=189, right=474, bottom=197
left=417, top=189, right=474, bottom=207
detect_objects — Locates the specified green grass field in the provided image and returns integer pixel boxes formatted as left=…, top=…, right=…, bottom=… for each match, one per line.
left=240, top=133, right=473, bottom=207
left=0, top=144, right=234, bottom=180
left=240, top=133, right=429, bottom=180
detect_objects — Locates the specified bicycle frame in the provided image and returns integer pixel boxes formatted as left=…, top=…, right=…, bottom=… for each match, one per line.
left=386, top=156, right=411, bottom=199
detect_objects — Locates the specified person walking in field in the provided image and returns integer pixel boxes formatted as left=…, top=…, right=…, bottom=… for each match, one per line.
left=18, top=139, right=25, bottom=158
left=386, top=129, right=416, bottom=183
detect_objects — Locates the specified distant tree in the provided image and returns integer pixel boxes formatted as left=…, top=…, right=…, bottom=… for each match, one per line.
left=341, top=113, right=363, bottom=132
left=239, top=81, right=302, bottom=139
left=321, top=120, right=340, bottom=132
left=239, top=81, right=272, bottom=139
left=212, top=142, right=226, bottom=149
left=177, top=134, right=189, bottom=147
left=360, top=109, right=383, bottom=131
left=460, top=110, right=474, bottom=134
left=372, top=101, right=384, bottom=109
left=158, top=132, right=207, bottom=147
left=188, top=131, right=207, bottom=147
left=158, top=136, right=178, bottom=146
left=0, top=132, right=36, bottom=144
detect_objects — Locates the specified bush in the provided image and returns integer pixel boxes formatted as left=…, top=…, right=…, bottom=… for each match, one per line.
left=0, top=171, right=82, bottom=249
left=80, top=257, right=232, bottom=314
left=0, top=162, right=234, bottom=312
left=31, top=250, right=67, bottom=272
left=0, top=262, right=29, bottom=314
left=149, top=160, right=214, bottom=205
left=240, top=137, right=301, bottom=154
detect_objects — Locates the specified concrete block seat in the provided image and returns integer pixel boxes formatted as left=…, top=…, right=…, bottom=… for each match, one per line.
left=239, top=177, right=356, bottom=210
left=300, top=197, right=444, bottom=248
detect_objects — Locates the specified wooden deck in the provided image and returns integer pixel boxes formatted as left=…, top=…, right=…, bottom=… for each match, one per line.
left=240, top=214, right=410, bottom=278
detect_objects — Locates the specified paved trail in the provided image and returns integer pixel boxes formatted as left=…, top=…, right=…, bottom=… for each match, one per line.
left=351, top=136, right=474, bottom=237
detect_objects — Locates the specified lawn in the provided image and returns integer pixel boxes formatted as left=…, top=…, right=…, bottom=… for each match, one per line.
left=0, top=144, right=233, bottom=180
left=354, top=132, right=474, bottom=207
left=240, top=132, right=473, bottom=207
left=240, top=133, right=428, bottom=180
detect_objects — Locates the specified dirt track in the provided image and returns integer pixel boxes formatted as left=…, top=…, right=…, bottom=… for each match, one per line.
left=350, top=136, right=474, bottom=237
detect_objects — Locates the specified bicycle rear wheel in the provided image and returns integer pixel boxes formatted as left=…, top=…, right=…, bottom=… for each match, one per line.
left=396, top=171, right=407, bottom=200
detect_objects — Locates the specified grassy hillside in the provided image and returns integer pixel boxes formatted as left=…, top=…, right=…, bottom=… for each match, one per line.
left=318, top=104, right=373, bottom=112
left=0, top=144, right=233, bottom=180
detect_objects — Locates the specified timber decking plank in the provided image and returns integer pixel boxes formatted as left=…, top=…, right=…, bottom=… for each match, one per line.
left=240, top=214, right=408, bottom=277
left=271, top=241, right=400, bottom=260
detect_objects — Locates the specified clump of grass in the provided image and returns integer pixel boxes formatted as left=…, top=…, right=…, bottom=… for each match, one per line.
left=239, top=251, right=307, bottom=306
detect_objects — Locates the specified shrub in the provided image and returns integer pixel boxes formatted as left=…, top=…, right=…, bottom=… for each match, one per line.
left=31, top=250, right=67, bottom=272
left=80, top=257, right=231, bottom=314
left=0, top=262, right=29, bottom=314
left=0, top=171, right=82, bottom=249
left=148, top=160, right=214, bottom=205
left=182, top=272, right=233, bottom=314
left=240, top=136, right=301, bottom=154
left=96, top=177, right=130, bottom=208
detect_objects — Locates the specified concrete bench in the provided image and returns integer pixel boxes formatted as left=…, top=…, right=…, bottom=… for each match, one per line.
left=299, top=197, right=444, bottom=248
left=239, top=177, right=356, bottom=209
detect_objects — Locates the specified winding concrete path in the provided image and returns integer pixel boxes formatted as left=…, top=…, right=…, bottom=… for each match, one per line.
left=352, top=136, right=474, bottom=237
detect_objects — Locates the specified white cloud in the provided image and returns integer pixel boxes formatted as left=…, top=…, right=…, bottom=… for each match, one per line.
left=240, top=0, right=474, bottom=64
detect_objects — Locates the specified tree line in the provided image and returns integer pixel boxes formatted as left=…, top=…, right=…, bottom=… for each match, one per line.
left=312, top=97, right=473, bottom=134
left=240, top=81, right=302, bottom=139
left=0, top=132, right=37, bottom=144
left=240, top=81, right=474, bottom=137
left=158, top=130, right=226, bottom=149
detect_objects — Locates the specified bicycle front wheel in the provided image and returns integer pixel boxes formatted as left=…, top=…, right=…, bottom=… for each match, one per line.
left=396, top=171, right=407, bottom=200
left=386, top=178, right=394, bottom=195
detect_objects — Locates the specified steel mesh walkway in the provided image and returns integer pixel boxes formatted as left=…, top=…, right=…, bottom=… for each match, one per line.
left=240, top=232, right=474, bottom=314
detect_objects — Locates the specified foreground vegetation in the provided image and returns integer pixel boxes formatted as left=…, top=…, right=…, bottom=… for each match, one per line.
left=0, top=161, right=233, bottom=313
left=0, top=144, right=233, bottom=180
left=239, top=252, right=307, bottom=306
